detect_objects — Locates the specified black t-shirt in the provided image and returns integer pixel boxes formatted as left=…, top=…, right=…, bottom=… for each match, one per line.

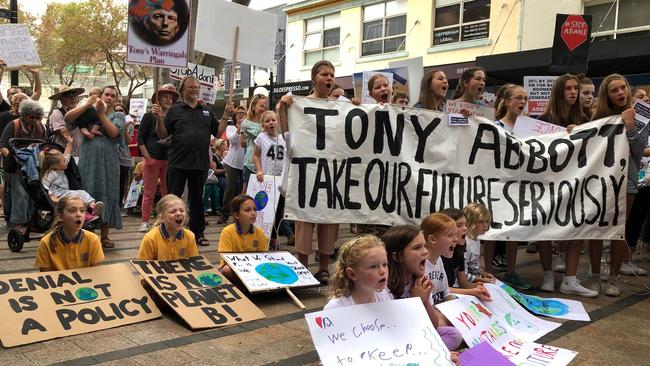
left=0, top=99, right=9, bottom=113
left=165, top=102, right=219, bottom=170
left=136, top=112, right=167, bottom=160
left=442, top=246, right=466, bottom=287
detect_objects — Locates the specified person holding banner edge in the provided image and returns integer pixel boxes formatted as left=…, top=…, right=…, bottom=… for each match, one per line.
left=593, top=74, right=650, bottom=296
left=155, top=76, right=229, bottom=247
left=277, top=60, right=342, bottom=285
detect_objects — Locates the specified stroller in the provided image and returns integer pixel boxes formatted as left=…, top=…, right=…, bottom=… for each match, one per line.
left=5, top=138, right=86, bottom=252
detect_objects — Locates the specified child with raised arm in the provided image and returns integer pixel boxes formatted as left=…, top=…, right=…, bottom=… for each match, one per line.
left=138, top=194, right=198, bottom=260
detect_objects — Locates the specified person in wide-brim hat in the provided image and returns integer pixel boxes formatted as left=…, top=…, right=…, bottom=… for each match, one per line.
left=152, top=86, right=180, bottom=104
left=49, top=85, right=85, bottom=100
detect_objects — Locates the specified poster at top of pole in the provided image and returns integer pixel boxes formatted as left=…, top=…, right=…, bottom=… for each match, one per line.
left=550, top=14, right=592, bottom=74
left=194, top=0, right=278, bottom=69
left=126, top=0, right=191, bottom=68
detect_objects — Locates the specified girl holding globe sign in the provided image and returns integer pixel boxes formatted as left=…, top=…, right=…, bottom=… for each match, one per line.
left=35, top=196, right=105, bottom=272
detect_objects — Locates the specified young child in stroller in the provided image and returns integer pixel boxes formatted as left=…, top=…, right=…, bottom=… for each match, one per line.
left=40, top=134, right=104, bottom=222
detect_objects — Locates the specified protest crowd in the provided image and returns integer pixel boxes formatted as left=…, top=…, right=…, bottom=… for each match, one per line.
left=0, top=1, right=649, bottom=364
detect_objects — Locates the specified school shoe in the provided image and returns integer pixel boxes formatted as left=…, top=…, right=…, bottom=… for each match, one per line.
left=559, top=276, right=599, bottom=298
left=503, top=272, right=531, bottom=290
left=620, top=261, right=648, bottom=276
left=540, top=271, right=555, bottom=292
left=139, top=222, right=149, bottom=232
left=603, top=275, right=621, bottom=297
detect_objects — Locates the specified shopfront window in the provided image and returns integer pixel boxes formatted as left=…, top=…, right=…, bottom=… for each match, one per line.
left=362, top=1, right=407, bottom=56
left=432, top=0, right=490, bottom=46
left=586, top=0, right=650, bottom=40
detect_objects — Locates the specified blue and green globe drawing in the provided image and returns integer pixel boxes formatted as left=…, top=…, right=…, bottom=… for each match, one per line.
left=75, top=287, right=98, bottom=301
left=255, top=263, right=298, bottom=285
left=198, top=272, right=223, bottom=286
left=254, top=191, right=269, bottom=211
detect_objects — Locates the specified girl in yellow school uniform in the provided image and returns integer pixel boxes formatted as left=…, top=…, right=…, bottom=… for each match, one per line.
left=218, top=194, right=268, bottom=282
left=138, top=194, right=199, bottom=260
left=35, top=195, right=105, bottom=271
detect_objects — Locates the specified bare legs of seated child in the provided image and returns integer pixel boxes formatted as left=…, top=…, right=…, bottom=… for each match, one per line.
left=51, top=191, right=104, bottom=223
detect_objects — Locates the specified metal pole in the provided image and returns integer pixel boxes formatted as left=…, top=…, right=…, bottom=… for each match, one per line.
left=9, top=0, right=18, bottom=86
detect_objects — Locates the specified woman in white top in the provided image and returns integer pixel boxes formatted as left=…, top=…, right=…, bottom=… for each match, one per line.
left=219, top=105, right=247, bottom=223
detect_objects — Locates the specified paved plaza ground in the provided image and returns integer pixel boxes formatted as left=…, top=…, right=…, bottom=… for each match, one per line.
left=0, top=214, right=649, bottom=365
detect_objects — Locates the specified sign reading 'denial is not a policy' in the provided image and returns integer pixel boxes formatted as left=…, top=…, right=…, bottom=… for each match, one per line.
left=221, top=251, right=320, bottom=292
left=0, top=263, right=161, bottom=347
left=306, top=298, right=454, bottom=366
left=285, top=97, right=629, bottom=242
left=131, top=256, right=265, bottom=329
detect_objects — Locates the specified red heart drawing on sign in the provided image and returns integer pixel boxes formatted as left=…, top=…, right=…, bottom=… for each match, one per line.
left=315, top=316, right=323, bottom=329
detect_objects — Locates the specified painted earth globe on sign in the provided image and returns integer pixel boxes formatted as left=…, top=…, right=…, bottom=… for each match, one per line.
left=75, top=287, right=98, bottom=301
left=198, top=272, right=223, bottom=286
left=254, top=191, right=269, bottom=211
left=255, top=262, right=299, bottom=285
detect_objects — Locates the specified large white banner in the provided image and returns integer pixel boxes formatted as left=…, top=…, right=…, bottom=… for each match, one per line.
left=126, top=0, right=190, bottom=68
left=285, top=97, right=629, bottom=241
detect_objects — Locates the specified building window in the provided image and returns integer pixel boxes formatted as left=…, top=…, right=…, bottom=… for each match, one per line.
left=304, top=13, right=340, bottom=65
left=361, top=1, right=407, bottom=56
left=585, top=0, right=650, bottom=41
left=235, top=65, right=241, bottom=89
left=432, top=0, right=490, bottom=46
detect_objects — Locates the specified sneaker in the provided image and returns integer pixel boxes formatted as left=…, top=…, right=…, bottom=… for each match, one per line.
left=603, top=275, right=621, bottom=297
left=85, top=212, right=99, bottom=223
left=540, top=271, right=555, bottom=292
left=504, top=272, right=531, bottom=290
left=138, top=222, right=149, bottom=232
left=600, top=259, right=611, bottom=281
left=559, top=277, right=599, bottom=298
left=585, top=278, right=601, bottom=293
left=526, top=243, right=538, bottom=253
left=620, top=261, right=648, bottom=276
left=92, top=201, right=104, bottom=217
left=553, top=254, right=566, bottom=273
left=492, top=255, right=507, bottom=271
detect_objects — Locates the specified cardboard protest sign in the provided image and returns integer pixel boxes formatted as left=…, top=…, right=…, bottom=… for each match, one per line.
left=305, top=298, right=453, bottom=366
left=437, top=293, right=577, bottom=365
left=389, top=57, right=423, bottom=104
left=524, top=76, right=558, bottom=115
left=195, top=1, right=277, bottom=68
left=245, top=175, right=282, bottom=240
left=513, top=115, right=566, bottom=138
left=0, top=263, right=161, bottom=347
left=459, top=342, right=515, bottom=366
left=495, top=281, right=590, bottom=321
left=550, top=14, right=592, bottom=74
left=633, top=100, right=650, bottom=132
left=171, top=62, right=217, bottom=104
left=445, top=99, right=495, bottom=120
left=221, top=251, right=319, bottom=292
left=126, top=0, right=191, bottom=67
left=129, top=98, right=148, bottom=123
left=0, top=24, right=41, bottom=70
left=285, top=97, right=629, bottom=241
left=353, top=67, right=409, bottom=104
left=131, top=256, right=265, bottom=329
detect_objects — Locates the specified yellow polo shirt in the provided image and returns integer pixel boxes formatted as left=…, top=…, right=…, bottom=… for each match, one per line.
left=218, top=223, right=268, bottom=265
left=138, top=225, right=199, bottom=260
left=35, top=228, right=104, bottom=271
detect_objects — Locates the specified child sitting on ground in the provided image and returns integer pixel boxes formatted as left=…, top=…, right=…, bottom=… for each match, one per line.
left=218, top=194, right=269, bottom=283
left=138, top=194, right=198, bottom=260
left=35, top=196, right=104, bottom=271
left=41, top=133, right=103, bottom=223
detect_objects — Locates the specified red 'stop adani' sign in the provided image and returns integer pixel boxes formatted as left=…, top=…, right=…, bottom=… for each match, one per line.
left=561, top=15, right=589, bottom=51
